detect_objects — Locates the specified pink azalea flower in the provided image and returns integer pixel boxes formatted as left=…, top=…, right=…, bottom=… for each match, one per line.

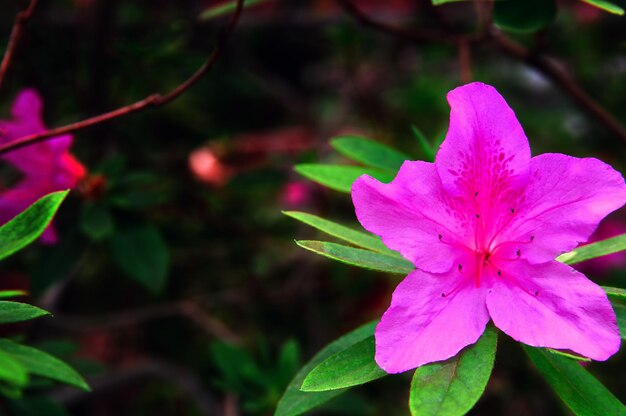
left=352, top=82, right=626, bottom=373
left=0, top=89, right=86, bottom=244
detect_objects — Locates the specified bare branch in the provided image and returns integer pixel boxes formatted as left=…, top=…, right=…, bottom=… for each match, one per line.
left=489, top=30, right=626, bottom=144
left=0, top=0, right=39, bottom=93
left=0, top=0, right=245, bottom=156
left=336, top=0, right=626, bottom=145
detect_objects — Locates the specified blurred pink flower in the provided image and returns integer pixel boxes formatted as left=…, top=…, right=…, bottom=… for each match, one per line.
left=280, top=181, right=312, bottom=208
left=0, top=89, right=86, bottom=244
left=188, top=147, right=231, bottom=187
left=574, top=210, right=626, bottom=276
left=352, top=82, right=625, bottom=373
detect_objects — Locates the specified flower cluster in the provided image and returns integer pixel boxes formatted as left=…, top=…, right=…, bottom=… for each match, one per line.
left=0, top=89, right=85, bottom=243
left=352, top=82, right=626, bottom=373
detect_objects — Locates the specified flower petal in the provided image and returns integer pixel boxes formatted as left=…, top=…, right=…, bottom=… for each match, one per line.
left=375, top=268, right=490, bottom=373
left=436, top=82, right=530, bottom=199
left=10, top=89, right=43, bottom=124
left=486, top=260, right=620, bottom=360
left=352, top=161, right=472, bottom=273
left=494, top=154, right=626, bottom=263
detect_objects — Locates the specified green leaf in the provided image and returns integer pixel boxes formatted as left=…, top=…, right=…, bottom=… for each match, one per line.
left=301, top=336, right=386, bottom=392
left=0, top=302, right=50, bottom=324
left=295, top=164, right=394, bottom=193
left=411, top=125, right=435, bottom=162
left=331, top=136, right=409, bottom=172
left=409, top=326, right=497, bottom=416
left=199, top=0, right=268, bottom=21
left=0, top=351, right=28, bottom=387
left=275, top=321, right=377, bottom=416
left=610, top=296, right=626, bottom=339
left=524, top=346, right=626, bottom=416
left=494, top=0, right=557, bottom=33
left=581, top=0, right=624, bottom=15
left=79, top=203, right=115, bottom=241
left=603, top=286, right=626, bottom=299
left=0, top=290, right=27, bottom=299
left=0, top=339, right=89, bottom=391
left=0, top=191, right=68, bottom=262
left=557, top=233, right=626, bottom=265
left=295, top=240, right=413, bottom=274
left=283, top=211, right=399, bottom=256
left=110, top=224, right=170, bottom=294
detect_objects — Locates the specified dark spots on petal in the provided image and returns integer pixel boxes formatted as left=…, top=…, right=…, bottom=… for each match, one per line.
left=516, top=249, right=521, bottom=257
left=474, top=191, right=478, bottom=197
left=476, top=214, right=480, bottom=219
left=497, top=270, right=502, bottom=276
left=458, top=264, right=463, bottom=271
left=530, top=235, right=535, bottom=241
left=438, top=234, right=443, bottom=240
left=441, top=293, right=446, bottom=297
left=534, top=291, right=539, bottom=296
left=510, top=208, right=515, bottom=213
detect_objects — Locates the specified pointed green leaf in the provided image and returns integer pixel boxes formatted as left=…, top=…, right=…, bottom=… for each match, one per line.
left=411, top=125, right=435, bottom=162
left=284, top=211, right=399, bottom=256
left=610, top=296, right=626, bottom=339
left=295, top=240, right=413, bottom=274
left=409, top=326, right=497, bottom=416
left=0, top=351, right=28, bottom=387
left=557, top=233, right=626, bottom=265
left=331, top=136, right=409, bottom=172
left=295, top=164, right=394, bottom=193
left=301, top=336, right=386, bottom=392
left=581, top=0, right=624, bottom=15
left=0, top=191, right=68, bottom=262
left=603, top=286, right=626, bottom=299
left=0, top=339, right=89, bottom=391
left=110, top=224, right=170, bottom=294
left=0, top=290, right=27, bottom=299
left=524, top=346, right=626, bottom=415
left=275, top=321, right=377, bottom=416
left=494, top=0, right=557, bottom=33
left=0, top=302, right=50, bottom=324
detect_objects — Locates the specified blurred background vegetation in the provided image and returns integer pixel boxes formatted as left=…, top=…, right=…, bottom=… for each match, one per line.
left=0, top=0, right=625, bottom=414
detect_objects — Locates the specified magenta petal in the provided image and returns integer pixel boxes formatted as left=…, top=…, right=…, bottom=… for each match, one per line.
left=10, top=89, right=43, bottom=124
left=495, top=154, right=626, bottom=263
left=375, top=269, right=490, bottom=373
left=352, top=161, right=472, bottom=273
left=436, top=82, right=530, bottom=201
left=486, top=260, right=620, bottom=360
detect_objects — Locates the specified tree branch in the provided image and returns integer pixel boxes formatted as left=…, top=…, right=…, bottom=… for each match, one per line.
left=336, top=0, right=626, bottom=145
left=0, top=0, right=245, bottom=156
left=0, top=0, right=39, bottom=93
left=489, top=29, right=626, bottom=144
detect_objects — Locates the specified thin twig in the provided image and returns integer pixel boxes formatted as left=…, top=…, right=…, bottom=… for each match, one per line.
left=489, top=30, right=626, bottom=144
left=336, top=0, right=626, bottom=145
left=0, top=0, right=39, bottom=93
left=0, top=0, right=245, bottom=156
